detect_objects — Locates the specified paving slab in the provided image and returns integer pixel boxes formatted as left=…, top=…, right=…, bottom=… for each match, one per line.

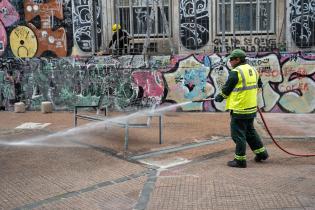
left=0, top=111, right=314, bottom=210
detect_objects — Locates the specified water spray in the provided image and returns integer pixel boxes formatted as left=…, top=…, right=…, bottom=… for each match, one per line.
left=1, top=98, right=314, bottom=157
left=192, top=98, right=215, bottom=103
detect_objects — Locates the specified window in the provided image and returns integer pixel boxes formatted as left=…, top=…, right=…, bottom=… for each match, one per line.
left=117, top=0, right=170, bottom=36
left=217, top=0, right=275, bottom=34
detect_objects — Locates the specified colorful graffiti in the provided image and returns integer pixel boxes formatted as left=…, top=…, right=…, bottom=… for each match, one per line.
left=0, top=52, right=315, bottom=113
left=24, top=0, right=67, bottom=57
left=164, top=55, right=214, bottom=111
left=0, top=0, right=103, bottom=58
left=0, top=0, right=19, bottom=56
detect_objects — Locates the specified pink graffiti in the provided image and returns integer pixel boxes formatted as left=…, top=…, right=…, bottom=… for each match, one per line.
left=259, top=67, right=309, bottom=78
left=0, top=21, right=7, bottom=56
left=0, top=0, right=20, bottom=27
left=171, top=55, right=205, bottom=65
left=132, top=71, right=164, bottom=97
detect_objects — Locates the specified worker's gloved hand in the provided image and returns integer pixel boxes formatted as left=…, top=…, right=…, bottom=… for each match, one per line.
left=214, top=94, right=224, bottom=102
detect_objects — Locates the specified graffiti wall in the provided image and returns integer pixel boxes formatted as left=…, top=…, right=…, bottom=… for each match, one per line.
left=0, top=52, right=314, bottom=113
left=288, top=0, right=315, bottom=48
left=0, top=0, right=101, bottom=58
left=179, top=0, right=209, bottom=50
left=212, top=36, right=287, bottom=53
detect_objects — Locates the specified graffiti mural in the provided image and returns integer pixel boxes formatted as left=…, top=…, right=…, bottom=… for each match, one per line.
left=207, top=54, right=229, bottom=112
left=0, top=52, right=315, bottom=113
left=0, top=0, right=20, bottom=27
left=247, top=54, right=282, bottom=112
left=9, top=25, right=38, bottom=58
left=0, top=0, right=102, bottom=58
left=132, top=70, right=164, bottom=105
left=24, top=0, right=67, bottom=57
left=0, top=21, right=7, bottom=56
left=179, top=0, right=209, bottom=50
left=164, top=55, right=214, bottom=111
left=0, top=0, right=20, bottom=56
left=279, top=56, right=315, bottom=112
left=72, top=0, right=102, bottom=55
left=289, top=0, right=315, bottom=48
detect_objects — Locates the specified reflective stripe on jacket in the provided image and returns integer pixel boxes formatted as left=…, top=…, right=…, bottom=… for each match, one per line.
left=225, top=64, right=259, bottom=114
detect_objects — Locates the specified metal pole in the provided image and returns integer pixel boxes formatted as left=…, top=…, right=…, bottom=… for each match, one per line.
left=142, top=0, right=156, bottom=55
left=129, top=0, right=134, bottom=53
left=250, top=0, right=253, bottom=46
left=301, top=0, right=305, bottom=47
left=222, top=0, right=226, bottom=52
left=115, top=0, right=120, bottom=54
left=193, top=0, right=198, bottom=50
left=233, top=0, right=236, bottom=49
left=158, top=0, right=175, bottom=54
left=89, top=0, right=95, bottom=54
left=266, top=0, right=270, bottom=41
left=258, top=0, right=263, bottom=48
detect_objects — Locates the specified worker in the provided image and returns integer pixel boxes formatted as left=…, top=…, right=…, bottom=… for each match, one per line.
left=215, top=49, right=269, bottom=168
left=108, top=24, right=130, bottom=55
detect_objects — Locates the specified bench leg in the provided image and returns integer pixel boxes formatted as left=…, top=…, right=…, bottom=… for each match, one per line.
left=74, top=108, right=78, bottom=127
left=124, top=125, right=129, bottom=150
left=159, top=115, right=163, bottom=144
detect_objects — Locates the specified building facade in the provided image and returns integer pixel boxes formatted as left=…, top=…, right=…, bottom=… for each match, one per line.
left=0, top=0, right=314, bottom=57
left=102, top=0, right=315, bottom=56
left=0, top=0, right=314, bottom=113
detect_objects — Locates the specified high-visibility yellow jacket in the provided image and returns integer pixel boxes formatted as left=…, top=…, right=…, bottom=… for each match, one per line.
left=225, top=64, right=259, bottom=114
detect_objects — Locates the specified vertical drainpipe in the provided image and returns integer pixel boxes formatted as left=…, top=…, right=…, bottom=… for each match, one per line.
left=193, top=0, right=198, bottom=50
left=301, top=0, right=305, bottom=48
left=284, top=0, right=289, bottom=50
left=89, top=0, right=95, bottom=55
left=266, top=0, right=270, bottom=48
left=257, top=0, right=261, bottom=49
left=104, top=0, right=109, bottom=48
left=96, top=0, right=102, bottom=52
left=209, top=0, right=213, bottom=52
left=71, top=0, right=76, bottom=54
left=143, top=0, right=151, bottom=56
left=129, top=0, right=134, bottom=54
left=250, top=0, right=253, bottom=51
left=115, top=0, right=120, bottom=53
left=233, top=0, right=236, bottom=49
left=222, top=0, right=226, bottom=53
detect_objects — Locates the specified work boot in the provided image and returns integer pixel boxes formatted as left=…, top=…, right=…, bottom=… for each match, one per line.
left=227, top=159, right=247, bottom=168
left=255, top=151, right=269, bottom=162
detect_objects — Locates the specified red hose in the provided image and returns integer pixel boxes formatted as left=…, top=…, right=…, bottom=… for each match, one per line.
left=257, top=108, right=315, bottom=157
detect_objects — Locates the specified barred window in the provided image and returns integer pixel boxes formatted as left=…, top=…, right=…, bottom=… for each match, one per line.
left=117, top=0, right=170, bottom=36
left=217, top=0, right=275, bottom=34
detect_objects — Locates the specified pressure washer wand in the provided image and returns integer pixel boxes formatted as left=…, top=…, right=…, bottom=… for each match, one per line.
left=192, top=98, right=215, bottom=103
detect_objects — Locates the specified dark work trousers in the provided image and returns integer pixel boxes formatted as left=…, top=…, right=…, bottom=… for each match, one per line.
left=230, top=117, right=264, bottom=156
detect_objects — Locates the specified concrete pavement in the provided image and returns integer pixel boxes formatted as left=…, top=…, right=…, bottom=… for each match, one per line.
left=0, top=111, right=314, bottom=210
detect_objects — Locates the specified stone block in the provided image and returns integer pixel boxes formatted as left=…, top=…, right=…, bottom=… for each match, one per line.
left=41, top=101, right=53, bottom=113
left=14, top=102, right=26, bottom=113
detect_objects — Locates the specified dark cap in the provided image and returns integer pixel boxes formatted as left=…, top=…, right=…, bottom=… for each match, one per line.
left=229, top=49, right=246, bottom=60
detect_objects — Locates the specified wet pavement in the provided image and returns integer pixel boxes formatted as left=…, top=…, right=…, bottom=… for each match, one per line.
left=0, top=110, right=314, bottom=210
